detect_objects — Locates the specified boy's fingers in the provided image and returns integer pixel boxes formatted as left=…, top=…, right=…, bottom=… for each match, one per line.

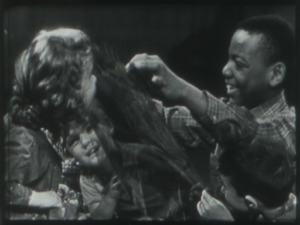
left=126, top=54, right=163, bottom=75
left=202, top=189, right=212, bottom=202
left=197, top=201, right=201, bottom=213
left=131, top=60, right=161, bottom=73
left=125, top=53, right=149, bottom=72
left=197, top=201, right=206, bottom=215
left=200, top=189, right=207, bottom=201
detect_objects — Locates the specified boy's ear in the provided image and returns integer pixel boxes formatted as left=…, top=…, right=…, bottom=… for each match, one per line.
left=245, top=195, right=258, bottom=210
left=268, top=62, right=286, bottom=88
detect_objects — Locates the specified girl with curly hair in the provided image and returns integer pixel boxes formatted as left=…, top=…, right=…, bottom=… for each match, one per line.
left=5, top=28, right=97, bottom=220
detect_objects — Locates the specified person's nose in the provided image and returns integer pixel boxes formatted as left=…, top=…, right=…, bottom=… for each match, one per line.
left=80, top=133, right=90, bottom=148
left=222, top=61, right=233, bottom=78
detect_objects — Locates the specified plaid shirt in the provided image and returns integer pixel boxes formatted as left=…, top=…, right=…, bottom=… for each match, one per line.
left=250, top=91, right=295, bottom=157
left=163, top=90, right=296, bottom=213
left=164, top=90, right=295, bottom=158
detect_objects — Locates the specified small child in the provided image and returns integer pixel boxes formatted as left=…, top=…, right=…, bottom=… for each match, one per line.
left=66, top=114, right=184, bottom=220
left=66, top=116, right=120, bottom=220
left=197, top=137, right=296, bottom=221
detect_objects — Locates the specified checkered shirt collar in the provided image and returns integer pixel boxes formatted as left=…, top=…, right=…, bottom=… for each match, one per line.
left=250, top=91, right=287, bottom=119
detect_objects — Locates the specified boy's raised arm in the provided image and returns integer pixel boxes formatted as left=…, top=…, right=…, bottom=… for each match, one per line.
left=125, top=54, right=208, bottom=119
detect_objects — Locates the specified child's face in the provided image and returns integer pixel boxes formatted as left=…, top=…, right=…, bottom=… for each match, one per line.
left=221, top=175, right=249, bottom=212
left=67, top=123, right=107, bottom=167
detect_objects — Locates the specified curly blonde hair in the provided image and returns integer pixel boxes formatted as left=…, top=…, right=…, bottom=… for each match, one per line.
left=10, top=28, right=93, bottom=138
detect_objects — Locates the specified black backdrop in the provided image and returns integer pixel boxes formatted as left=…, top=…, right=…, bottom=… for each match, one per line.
left=4, top=4, right=295, bottom=110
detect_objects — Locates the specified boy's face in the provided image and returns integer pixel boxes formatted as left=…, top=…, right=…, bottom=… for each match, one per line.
left=67, top=123, right=107, bottom=167
left=222, top=29, right=271, bottom=109
left=221, top=175, right=249, bottom=212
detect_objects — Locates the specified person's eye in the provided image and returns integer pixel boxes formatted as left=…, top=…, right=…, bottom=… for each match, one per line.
left=71, top=138, right=79, bottom=147
left=68, top=135, right=79, bottom=148
left=235, top=60, right=245, bottom=68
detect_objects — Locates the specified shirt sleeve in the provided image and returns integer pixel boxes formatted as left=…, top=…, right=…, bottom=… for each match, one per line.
left=163, top=92, right=258, bottom=150
left=5, top=182, right=32, bottom=206
left=5, top=125, right=50, bottom=206
left=80, top=175, right=105, bottom=207
left=200, top=92, right=258, bottom=143
left=256, top=111, right=296, bottom=158
left=164, top=105, right=216, bottom=150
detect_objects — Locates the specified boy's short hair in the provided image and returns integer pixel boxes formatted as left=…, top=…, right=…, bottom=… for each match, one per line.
left=238, top=15, right=294, bottom=69
left=218, top=136, right=294, bottom=208
left=237, top=15, right=294, bottom=86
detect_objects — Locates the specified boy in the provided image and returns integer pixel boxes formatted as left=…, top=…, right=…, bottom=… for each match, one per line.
left=197, top=137, right=296, bottom=221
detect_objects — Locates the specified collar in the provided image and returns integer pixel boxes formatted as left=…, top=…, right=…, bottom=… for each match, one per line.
left=250, top=91, right=287, bottom=119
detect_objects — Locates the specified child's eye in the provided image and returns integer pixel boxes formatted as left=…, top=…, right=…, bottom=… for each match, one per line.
left=67, top=134, right=79, bottom=148
left=70, top=138, right=79, bottom=147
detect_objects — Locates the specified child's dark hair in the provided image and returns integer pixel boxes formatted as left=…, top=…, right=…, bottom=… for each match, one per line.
left=91, top=43, right=202, bottom=186
left=219, top=136, right=294, bottom=208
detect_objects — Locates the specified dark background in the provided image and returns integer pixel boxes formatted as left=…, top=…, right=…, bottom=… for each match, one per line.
left=4, top=4, right=295, bottom=110
left=2, top=3, right=296, bottom=189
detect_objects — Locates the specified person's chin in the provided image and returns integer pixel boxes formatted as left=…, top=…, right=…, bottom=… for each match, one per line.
left=84, top=157, right=101, bottom=168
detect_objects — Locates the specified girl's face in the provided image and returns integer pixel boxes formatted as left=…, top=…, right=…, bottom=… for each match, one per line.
left=67, top=123, right=106, bottom=167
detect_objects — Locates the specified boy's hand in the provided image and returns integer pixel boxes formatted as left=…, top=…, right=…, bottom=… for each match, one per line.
left=125, top=54, right=188, bottom=103
left=197, top=189, right=234, bottom=221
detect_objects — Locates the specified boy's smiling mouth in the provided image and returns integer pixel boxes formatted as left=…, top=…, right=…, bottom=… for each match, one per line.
left=226, top=84, right=238, bottom=95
